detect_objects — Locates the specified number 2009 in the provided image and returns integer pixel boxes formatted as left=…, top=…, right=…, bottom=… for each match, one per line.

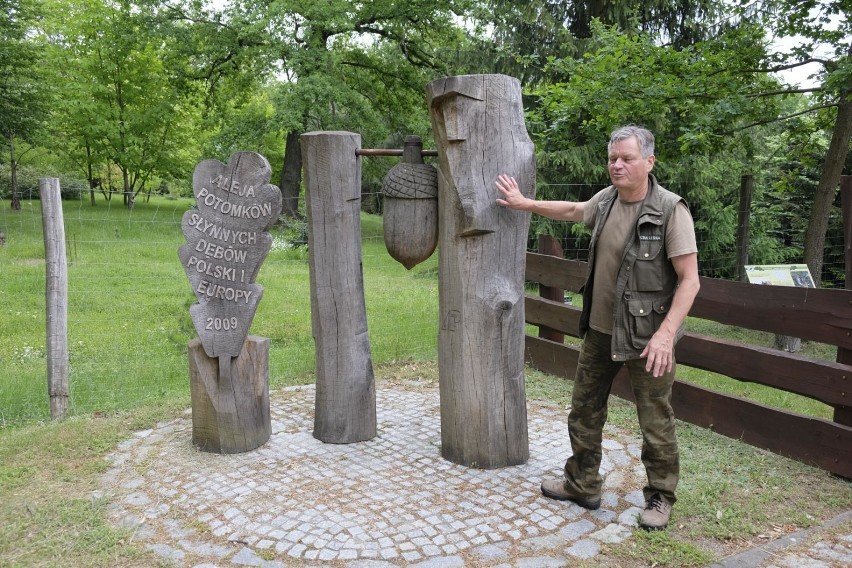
left=206, top=317, right=239, bottom=331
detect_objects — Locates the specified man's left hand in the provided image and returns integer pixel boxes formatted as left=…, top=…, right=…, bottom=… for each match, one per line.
left=641, top=332, right=674, bottom=378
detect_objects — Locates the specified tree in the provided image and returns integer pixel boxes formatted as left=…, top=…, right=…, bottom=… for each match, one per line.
left=164, top=0, right=478, bottom=219
left=0, top=0, right=50, bottom=210
left=480, top=0, right=727, bottom=86
left=45, top=0, right=203, bottom=207
left=764, top=0, right=852, bottom=286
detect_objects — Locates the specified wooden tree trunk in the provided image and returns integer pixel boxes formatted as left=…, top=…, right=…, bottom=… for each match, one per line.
left=427, top=74, right=534, bottom=468
left=302, top=131, right=377, bottom=444
left=188, top=336, right=271, bottom=453
left=804, top=78, right=852, bottom=287
left=279, top=129, right=303, bottom=219
left=736, top=174, right=753, bottom=283
left=40, top=178, right=69, bottom=419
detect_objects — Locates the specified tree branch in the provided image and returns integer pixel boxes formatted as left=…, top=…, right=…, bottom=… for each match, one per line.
left=748, top=87, right=824, bottom=97
left=731, top=102, right=838, bottom=132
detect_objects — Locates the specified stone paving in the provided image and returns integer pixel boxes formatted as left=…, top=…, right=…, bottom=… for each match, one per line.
left=98, top=381, right=852, bottom=568
left=99, top=381, right=648, bottom=567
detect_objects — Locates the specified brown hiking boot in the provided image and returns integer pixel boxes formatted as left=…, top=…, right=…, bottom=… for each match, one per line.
left=540, top=479, right=601, bottom=510
left=639, top=493, right=672, bottom=530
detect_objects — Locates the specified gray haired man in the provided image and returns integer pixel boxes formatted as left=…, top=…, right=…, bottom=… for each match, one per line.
left=496, top=125, right=700, bottom=530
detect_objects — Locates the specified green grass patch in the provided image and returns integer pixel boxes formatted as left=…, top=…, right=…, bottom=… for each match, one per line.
left=0, top=198, right=438, bottom=422
left=609, top=529, right=715, bottom=567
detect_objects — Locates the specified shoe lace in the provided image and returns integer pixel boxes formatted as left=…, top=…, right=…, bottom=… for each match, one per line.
left=646, top=494, right=666, bottom=512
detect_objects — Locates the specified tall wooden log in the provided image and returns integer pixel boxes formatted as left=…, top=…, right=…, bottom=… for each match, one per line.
left=40, top=178, right=69, bottom=420
left=302, top=131, right=377, bottom=443
left=427, top=74, right=534, bottom=468
left=188, top=336, right=270, bottom=453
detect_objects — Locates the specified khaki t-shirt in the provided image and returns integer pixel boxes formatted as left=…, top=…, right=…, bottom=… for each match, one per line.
left=583, top=191, right=696, bottom=334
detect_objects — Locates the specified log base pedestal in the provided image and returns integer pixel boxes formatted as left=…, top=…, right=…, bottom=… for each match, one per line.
left=188, top=336, right=271, bottom=453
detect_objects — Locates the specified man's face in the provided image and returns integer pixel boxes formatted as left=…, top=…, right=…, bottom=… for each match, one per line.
left=607, top=136, right=655, bottom=193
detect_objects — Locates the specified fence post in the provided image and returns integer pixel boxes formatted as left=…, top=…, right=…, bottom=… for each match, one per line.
left=538, top=235, right=565, bottom=343
left=40, top=178, right=69, bottom=419
left=837, top=175, right=852, bottom=427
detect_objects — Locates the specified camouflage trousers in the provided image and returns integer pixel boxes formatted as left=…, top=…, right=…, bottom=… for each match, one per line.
left=563, top=328, right=680, bottom=505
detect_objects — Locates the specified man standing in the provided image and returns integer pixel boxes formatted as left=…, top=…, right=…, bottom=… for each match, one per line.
left=495, top=125, right=700, bottom=530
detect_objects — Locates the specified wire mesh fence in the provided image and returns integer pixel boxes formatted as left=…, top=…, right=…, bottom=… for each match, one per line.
left=0, top=178, right=847, bottom=425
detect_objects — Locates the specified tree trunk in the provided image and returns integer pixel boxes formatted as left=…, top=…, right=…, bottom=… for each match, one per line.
left=279, top=129, right=303, bottom=219
left=736, top=174, right=753, bottom=282
left=804, top=82, right=852, bottom=287
left=428, top=74, right=534, bottom=469
left=86, top=144, right=96, bottom=207
left=122, top=166, right=131, bottom=208
left=10, top=133, right=20, bottom=211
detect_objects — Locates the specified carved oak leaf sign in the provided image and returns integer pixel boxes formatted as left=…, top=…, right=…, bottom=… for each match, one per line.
left=179, top=152, right=282, bottom=359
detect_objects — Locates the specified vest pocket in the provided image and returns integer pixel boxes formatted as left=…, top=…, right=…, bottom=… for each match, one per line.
left=634, top=228, right=664, bottom=291
left=627, top=297, right=669, bottom=348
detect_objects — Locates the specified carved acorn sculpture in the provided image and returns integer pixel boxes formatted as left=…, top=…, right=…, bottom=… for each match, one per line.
left=381, top=136, right=439, bottom=269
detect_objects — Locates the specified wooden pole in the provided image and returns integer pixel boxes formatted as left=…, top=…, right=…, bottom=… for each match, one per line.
left=836, top=175, right=852, bottom=427
left=428, top=74, right=533, bottom=468
left=40, top=178, right=69, bottom=419
left=303, top=131, right=377, bottom=443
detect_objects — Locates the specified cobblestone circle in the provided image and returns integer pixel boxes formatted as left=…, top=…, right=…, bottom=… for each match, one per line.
left=98, top=381, right=852, bottom=567
left=99, top=382, right=649, bottom=567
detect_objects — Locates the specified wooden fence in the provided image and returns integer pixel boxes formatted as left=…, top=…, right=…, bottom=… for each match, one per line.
left=523, top=178, right=852, bottom=479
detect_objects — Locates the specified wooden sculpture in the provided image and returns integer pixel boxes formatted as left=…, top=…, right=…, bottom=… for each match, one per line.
left=427, top=74, right=535, bottom=468
left=180, top=151, right=281, bottom=453
left=381, top=136, right=439, bottom=269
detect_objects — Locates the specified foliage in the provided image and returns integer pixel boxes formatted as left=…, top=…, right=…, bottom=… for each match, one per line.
left=765, top=0, right=852, bottom=100
left=43, top=0, right=206, bottom=201
left=0, top=0, right=51, bottom=147
left=531, top=22, right=779, bottom=166
left=477, top=0, right=728, bottom=87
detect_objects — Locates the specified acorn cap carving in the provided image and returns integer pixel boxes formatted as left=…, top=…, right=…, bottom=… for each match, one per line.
left=382, top=162, right=438, bottom=199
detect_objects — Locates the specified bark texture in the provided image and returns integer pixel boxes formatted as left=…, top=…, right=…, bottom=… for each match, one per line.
left=188, top=336, right=271, bottom=453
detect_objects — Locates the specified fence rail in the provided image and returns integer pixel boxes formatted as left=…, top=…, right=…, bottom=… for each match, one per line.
left=523, top=251, right=852, bottom=478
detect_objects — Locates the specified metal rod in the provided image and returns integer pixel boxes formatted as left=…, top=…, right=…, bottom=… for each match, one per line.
left=356, top=149, right=439, bottom=157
